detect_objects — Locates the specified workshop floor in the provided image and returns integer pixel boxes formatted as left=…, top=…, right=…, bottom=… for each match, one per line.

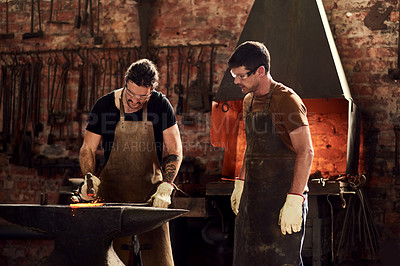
left=170, top=218, right=233, bottom=266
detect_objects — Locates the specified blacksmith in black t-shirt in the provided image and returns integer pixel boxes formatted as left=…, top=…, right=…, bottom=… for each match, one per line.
left=78, top=59, right=182, bottom=265
left=86, top=89, right=177, bottom=164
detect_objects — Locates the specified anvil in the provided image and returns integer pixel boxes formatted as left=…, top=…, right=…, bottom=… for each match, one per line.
left=0, top=204, right=187, bottom=265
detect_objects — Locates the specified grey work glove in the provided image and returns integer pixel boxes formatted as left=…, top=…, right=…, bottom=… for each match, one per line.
left=278, top=194, right=304, bottom=235
left=148, top=182, right=175, bottom=208
left=230, top=179, right=244, bottom=215
left=80, top=173, right=101, bottom=201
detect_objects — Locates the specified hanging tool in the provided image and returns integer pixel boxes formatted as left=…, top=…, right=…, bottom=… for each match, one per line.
left=47, top=0, right=70, bottom=24
left=51, top=52, right=70, bottom=142
left=93, top=0, right=102, bottom=44
left=393, top=125, right=400, bottom=176
left=0, top=0, right=15, bottom=40
left=108, top=53, right=112, bottom=92
left=206, top=46, right=215, bottom=112
left=166, top=48, right=172, bottom=98
left=10, top=62, right=19, bottom=145
left=47, top=55, right=58, bottom=144
left=189, top=47, right=209, bottom=112
left=82, top=0, right=89, bottom=25
left=0, top=64, right=5, bottom=119
left=175, top=47, right=184, bottom=115
left=5, top=63, right=19, bottom=152
left=364, top=1, right=393, bottom=30
left=1, top=65, right=10, bottom=152
left=33, top=59, right=43, bottom=139
left=137, top=0, right=155, bottom=57
left=19, top=62, right=34, bottom=167
left=89, top=0, right=94, bottom=37
left=22, top=0, right=43, bottom=39
left=182, top=47, right=195, bottom=125
left=89, top=62, right=97, bottom=108
left=12, top=64, right=28, bottom=163
left=336, top=175, right=381, bottom=262
left=74, top=0, right=82, bottom=28
left=100, top=55, right=107, bottom=95
left=74, top=50, right=86, bottom=148
left=389, top=2, right=400, bottom=79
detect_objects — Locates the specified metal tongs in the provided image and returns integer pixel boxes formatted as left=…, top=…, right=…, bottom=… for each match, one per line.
left=311, top=173, right=363, bottom=208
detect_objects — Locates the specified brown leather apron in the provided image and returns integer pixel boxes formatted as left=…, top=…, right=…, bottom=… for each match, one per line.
left=233, top=89, right=302, bottom=266
left=98, top=94, right=174, bottom=266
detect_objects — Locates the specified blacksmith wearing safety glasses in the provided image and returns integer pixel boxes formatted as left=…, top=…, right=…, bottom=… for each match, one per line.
left=79, top=59, right=182, bottom=266
left=229, top=41, right=314, bottom=266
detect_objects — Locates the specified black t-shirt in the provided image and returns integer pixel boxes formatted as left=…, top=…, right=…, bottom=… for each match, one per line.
left=86, top=90, right=177, bottom=164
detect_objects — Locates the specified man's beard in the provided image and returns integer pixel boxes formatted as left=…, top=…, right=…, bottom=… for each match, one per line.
left=125, top=98, right=144, bottom=112
left=239, top=84, right=256, bottom=94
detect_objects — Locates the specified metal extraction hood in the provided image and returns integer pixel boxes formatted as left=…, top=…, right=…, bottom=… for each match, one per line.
left=214, top=0, right=360, bottom=175
left=215, top=0, right=352, bottom=101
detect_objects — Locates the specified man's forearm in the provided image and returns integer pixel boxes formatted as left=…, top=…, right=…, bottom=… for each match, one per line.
left=289, top=151, right=314, bottom=194
left=161, top=154, right=182, bottom=183
left=79, top=146, right=96, bottom=175
left=237, top=152, right=246, bottom=180
left=288, top=125, right=314, bottom=195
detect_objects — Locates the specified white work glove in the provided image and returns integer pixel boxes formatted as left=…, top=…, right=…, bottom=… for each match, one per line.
left=80, top=173, right=101, bottom=201
left=230, top=179, right=244, bottom=215
left=278, top=194, right=304, bottom=235
left=148, top=182, right=175, bottom=208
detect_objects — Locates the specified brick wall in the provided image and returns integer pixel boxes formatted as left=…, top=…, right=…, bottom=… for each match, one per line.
left=324, top=0, right=400, bottom=242
left=0, top=0, right=400, bottom=264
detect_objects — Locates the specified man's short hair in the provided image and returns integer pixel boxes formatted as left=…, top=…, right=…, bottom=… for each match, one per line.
left=125, top=59, right=159, bottom=89
left=228, top=41, right=271, bottom=73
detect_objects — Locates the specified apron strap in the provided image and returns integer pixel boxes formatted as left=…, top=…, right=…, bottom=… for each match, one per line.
left=142, top=102, right=148, bottom=122
left=119, top=89, right=125, bottom=122
left=249, top=83, right=275, bottom=114
left=264, top=83, right=275, bottom=114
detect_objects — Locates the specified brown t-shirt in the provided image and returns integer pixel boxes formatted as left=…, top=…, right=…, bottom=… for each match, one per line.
left=243, top=81, right=308, bottom=152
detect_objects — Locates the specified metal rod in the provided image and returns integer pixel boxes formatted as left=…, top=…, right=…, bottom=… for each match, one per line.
left=316, top=0, right=352, bottom=101
left=327, top=194, right=335, bottom=263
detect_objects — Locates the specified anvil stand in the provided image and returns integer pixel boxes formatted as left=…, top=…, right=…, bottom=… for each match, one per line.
left=0, top=204, right=187, bottom=266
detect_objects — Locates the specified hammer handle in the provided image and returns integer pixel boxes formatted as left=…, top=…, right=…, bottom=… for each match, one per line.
left=86, top=173, right=95, bottom=197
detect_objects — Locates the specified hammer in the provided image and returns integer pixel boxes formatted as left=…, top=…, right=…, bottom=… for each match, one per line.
left=85, top=173, right=96, bottom=197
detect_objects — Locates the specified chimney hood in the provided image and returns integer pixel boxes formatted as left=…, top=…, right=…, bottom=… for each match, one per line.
left=215, top=0, right=352, bottom=101
left=213, top=0, right=360, bottom=176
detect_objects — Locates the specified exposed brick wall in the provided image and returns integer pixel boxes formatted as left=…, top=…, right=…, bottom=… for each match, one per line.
left=0, top=0, right=400, bottom=263
left=306, top=98, right=350, bottom=176
left=324, top=0, right=400, bottom=243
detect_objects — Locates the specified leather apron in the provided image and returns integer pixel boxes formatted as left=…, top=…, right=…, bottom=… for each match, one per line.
left=97, top=94, right=174, bottom=266
left=233, top=89, right=302, bottom=266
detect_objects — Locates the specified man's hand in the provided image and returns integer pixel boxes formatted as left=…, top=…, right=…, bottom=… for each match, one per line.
left=148, top=182, right=175, bottom=208
left=278, top=194, right=304, bottom=235
left=80, top=173, right=101, bottom=201
left=230, top=179, right=244, bottom=215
